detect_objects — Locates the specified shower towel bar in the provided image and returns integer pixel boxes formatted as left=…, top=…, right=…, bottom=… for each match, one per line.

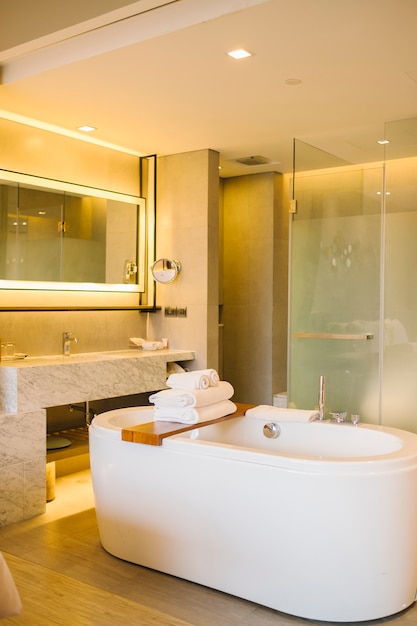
left=294, top=332, right=373, bottom=341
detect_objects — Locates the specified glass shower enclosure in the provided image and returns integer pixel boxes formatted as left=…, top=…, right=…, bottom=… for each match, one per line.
left=289, top=117, right=417, bottom=433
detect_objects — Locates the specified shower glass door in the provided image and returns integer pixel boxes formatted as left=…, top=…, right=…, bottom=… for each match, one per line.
left=288, top=140, right=384, bottom=422
left=382, top=117, right=417, bottom=431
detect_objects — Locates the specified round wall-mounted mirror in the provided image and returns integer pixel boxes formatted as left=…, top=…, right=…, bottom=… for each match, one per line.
left=151, top=258, right=181, bottom=283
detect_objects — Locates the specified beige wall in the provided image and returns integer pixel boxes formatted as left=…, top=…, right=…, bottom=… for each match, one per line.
left=0, top=117, right=139, bottom=195
left=222, top=172, right=288, bottom=404
left=273, top=172, right=290, bottom=399
left=148, top=149, right=220, bottom=370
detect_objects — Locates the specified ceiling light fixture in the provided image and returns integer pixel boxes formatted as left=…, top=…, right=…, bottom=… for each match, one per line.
left=285, top=78, right=302, bottom=86
left=78, top=125, right=96, bottom=132
left=377, top=139, right=390, bottom=145
left=227, top=49, right=252, bottom=60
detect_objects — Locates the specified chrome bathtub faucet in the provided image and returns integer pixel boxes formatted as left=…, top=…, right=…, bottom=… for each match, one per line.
left=63, top=331, right=79, bottom=356
left=318, top=375, right=325, bottom=420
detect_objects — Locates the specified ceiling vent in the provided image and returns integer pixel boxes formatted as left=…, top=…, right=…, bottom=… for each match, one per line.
left=234, top=155, right=272, bottom=166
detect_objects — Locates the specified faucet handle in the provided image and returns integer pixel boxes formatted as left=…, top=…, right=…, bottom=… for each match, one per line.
left=330, top=411, right=347, bottom=423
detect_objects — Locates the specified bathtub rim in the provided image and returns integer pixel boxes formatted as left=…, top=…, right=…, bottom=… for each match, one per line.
left=89, top=405, right=417, bottom=472
left=163, top=419, right=417, bottom=472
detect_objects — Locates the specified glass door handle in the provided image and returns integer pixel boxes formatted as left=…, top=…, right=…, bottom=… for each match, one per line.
left=294, top=332, right=374, bottom=341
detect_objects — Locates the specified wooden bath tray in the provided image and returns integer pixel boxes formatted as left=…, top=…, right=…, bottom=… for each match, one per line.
left=121, top=403, right=253, bottom=446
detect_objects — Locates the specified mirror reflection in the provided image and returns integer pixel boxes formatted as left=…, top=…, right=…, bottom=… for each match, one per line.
left=0, top=173, right=146, bottom=291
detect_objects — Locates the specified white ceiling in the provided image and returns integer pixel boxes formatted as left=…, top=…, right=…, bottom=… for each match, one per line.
left=1, top=0, right=417, bottom=177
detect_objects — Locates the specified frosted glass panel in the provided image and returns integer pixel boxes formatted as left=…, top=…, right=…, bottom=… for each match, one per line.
left=383, top=118, right=417, bottom=431
left=289, top=140, right=383, bottom=421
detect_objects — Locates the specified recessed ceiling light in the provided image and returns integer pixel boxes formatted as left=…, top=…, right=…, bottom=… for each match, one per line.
left=78, top=125, right=96, bottom=132
left=227, top=49, right=252, bottom=60
left=377, top=139, right=390, bottom=145
left=285, top=78, right=302, bottom=86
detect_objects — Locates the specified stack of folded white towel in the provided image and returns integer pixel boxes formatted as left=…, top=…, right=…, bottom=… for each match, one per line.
left=149, top=369, right=236, bottom=424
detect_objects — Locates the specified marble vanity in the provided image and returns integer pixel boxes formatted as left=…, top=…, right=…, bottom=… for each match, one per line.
left=0, top=349, right=195, bottom=526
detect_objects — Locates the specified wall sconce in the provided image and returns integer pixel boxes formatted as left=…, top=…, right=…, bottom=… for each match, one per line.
left=151, top=258, right=181, bottom=283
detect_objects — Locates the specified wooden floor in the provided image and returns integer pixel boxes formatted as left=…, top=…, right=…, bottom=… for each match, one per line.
left=0, top=470, right=417, bottom=626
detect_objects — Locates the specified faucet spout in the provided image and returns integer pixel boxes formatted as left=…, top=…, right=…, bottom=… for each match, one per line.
left=63, top=331, right=78, bottom=357
left=318, top=375, right=325, bottom=420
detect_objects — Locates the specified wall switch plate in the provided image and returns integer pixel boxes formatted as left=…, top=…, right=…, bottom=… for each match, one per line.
left=177, top=307, right=187, bottom=317
left=165, top=307, right=177, bottom=317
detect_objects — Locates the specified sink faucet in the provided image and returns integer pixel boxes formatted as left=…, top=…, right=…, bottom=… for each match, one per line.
left=318, top=375, right=325, bottom=420
left=63, top=331, right=78, bottom=357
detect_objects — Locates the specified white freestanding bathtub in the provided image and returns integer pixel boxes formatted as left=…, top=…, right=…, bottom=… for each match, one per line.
left=89, top=406, right=417, bottom=622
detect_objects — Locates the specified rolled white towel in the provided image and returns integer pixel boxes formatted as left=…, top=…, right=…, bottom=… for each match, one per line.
left=167, top=362, right=187, bottom=376
left=245, top=405, right=319, bottom=422
left=166, top=371, right=210, bottom=390
left=149, top=381, right=234, bottom=409
left=199, top=368, right=220, bottom=386
left=153, top=400, right=237, bottom=424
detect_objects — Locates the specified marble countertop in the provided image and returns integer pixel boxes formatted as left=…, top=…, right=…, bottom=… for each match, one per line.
left=0, top=348, right=194, bottom=368
left=0, top=348, right=195, bottom=414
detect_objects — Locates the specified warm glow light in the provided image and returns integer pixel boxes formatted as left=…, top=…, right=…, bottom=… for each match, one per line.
left=0, top=279, right=139, bottom=292
left=78, top=125, right=96, bottom=132
left=0, top=109, right=141, bottom=156
left=377, top=139, right=390, bottom=145
left=227, top=49, right=252, bottom=59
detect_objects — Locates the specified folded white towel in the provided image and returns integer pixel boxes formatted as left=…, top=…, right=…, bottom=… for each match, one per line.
left=153, top=399, right=237, bottom=424
left=149, top=381, right=234, bottom=409
left=129, top=337, right=144, bottom=347
left=142, top=340, right=164, bottom=351
left=245, top=405, right=319, bottom=422
left=166, top=371, right=210, bottom=390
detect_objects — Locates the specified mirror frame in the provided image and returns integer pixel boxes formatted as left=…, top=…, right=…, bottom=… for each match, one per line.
left=0, top=169, right=153, bottom=310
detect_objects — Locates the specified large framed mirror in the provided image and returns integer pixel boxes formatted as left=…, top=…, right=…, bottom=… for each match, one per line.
left=0, top=170, right=149, bottom=306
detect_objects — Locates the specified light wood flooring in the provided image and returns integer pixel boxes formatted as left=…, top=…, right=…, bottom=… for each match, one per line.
left=0, top=470, right=416, bottom=626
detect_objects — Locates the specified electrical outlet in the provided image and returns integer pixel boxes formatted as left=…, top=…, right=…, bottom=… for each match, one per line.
left=164, top=307, right=177, bottom=317
left=177, top=307, right=187, bottom=317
